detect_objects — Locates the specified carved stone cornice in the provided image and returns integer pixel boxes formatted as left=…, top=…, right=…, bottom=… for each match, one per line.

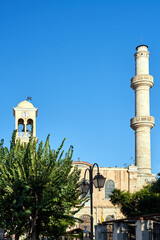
left=130, top=116, right=155, bottom=130
left=131, top=74, right=153, bottom=90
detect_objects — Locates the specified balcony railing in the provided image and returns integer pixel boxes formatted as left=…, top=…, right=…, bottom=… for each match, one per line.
left=18, top=132, right=31, bottom=137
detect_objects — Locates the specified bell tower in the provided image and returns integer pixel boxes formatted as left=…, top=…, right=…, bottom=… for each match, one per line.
left=13, top=100, right=38, bottom=143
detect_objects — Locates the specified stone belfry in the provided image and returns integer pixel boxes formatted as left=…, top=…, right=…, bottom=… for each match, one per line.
left=13, top=100, right=38, bottom=143
left=130, top=45, right=155, bottom=174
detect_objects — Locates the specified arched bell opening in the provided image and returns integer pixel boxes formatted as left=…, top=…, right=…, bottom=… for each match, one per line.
left=18, top=118, right=25, bottom=132
left=27, top=119, right=33, bottom=133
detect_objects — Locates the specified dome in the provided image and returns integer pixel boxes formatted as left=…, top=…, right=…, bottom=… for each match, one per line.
left=17, top=100, right=35, bottom=109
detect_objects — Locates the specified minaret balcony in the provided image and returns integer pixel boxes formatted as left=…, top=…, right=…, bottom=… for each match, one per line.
left=130, top=116, right=155, bottom=130
left=131, top=74, right=154, bottom=90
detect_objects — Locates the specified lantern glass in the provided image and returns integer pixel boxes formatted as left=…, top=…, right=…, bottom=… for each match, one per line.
left=93, top=173, right=106, bottom=189
left=80, top=179, right=90, bottom=195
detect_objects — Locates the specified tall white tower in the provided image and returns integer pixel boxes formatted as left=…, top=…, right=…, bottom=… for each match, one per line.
left=130, top=45, right=155, bottom=174
left=13, top=100, right=38, bottom=143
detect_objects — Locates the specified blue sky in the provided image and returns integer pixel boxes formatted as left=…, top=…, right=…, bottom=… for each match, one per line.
left=0, top=0, right=160, bottom=174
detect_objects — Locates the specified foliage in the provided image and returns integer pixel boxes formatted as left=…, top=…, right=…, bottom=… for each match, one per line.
left=110, top=181, right=160, bottom=217
left=0, top=132, right=85, bottom=240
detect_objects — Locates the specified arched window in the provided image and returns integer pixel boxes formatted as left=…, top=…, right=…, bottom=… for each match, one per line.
left=105, top=180, right=115, bottom=199
left=105, top=215, right=115, bottom=221
left=27, top=119, right=33, bottom=133
left=79, top=214, right=91, bottom=232
left=18, top=118, right=24, bottom=132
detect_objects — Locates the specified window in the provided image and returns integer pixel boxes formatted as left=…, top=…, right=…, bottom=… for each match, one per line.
left=105, top=180, right=115, bottom=199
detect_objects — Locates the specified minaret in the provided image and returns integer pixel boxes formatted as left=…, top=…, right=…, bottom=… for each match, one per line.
left=13, top=100, right=38, bottom=143
left=130, top=45, right=155, bottom=174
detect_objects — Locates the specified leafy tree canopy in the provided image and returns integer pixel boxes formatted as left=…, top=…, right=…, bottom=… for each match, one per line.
left=0, top=132, right=85, bottom=240
left=110, top=178, right=160, bottom=218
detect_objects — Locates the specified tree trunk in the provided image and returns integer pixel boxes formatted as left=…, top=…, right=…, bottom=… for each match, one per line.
left=15, top=233, right=19, bottom=240
left=31, top=222, right=37, bottom=240
left=31, top=230, right=37, bottom=240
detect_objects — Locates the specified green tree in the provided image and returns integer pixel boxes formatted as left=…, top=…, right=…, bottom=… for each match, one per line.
left=110, top=182, right=160, bottom=218
left=0, top=132, right=84, bottom=240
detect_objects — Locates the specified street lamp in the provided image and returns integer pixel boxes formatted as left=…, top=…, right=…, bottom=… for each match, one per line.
left=80, top=163, right=106, bottom=240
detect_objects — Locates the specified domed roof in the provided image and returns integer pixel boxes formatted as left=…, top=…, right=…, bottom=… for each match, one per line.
left=17, top=100, right=35, bottom=109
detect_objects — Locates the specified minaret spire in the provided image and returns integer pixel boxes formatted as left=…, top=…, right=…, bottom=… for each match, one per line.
left=130, top=45, right=155, bottom=174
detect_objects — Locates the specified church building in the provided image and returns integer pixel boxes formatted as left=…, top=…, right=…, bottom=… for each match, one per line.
left=13, top=45, right=156, bottom=231
left=71, top=45, right=156, bottom=230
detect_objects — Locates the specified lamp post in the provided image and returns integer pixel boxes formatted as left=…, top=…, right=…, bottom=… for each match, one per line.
left=80, top=163, right=106, bottom=240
